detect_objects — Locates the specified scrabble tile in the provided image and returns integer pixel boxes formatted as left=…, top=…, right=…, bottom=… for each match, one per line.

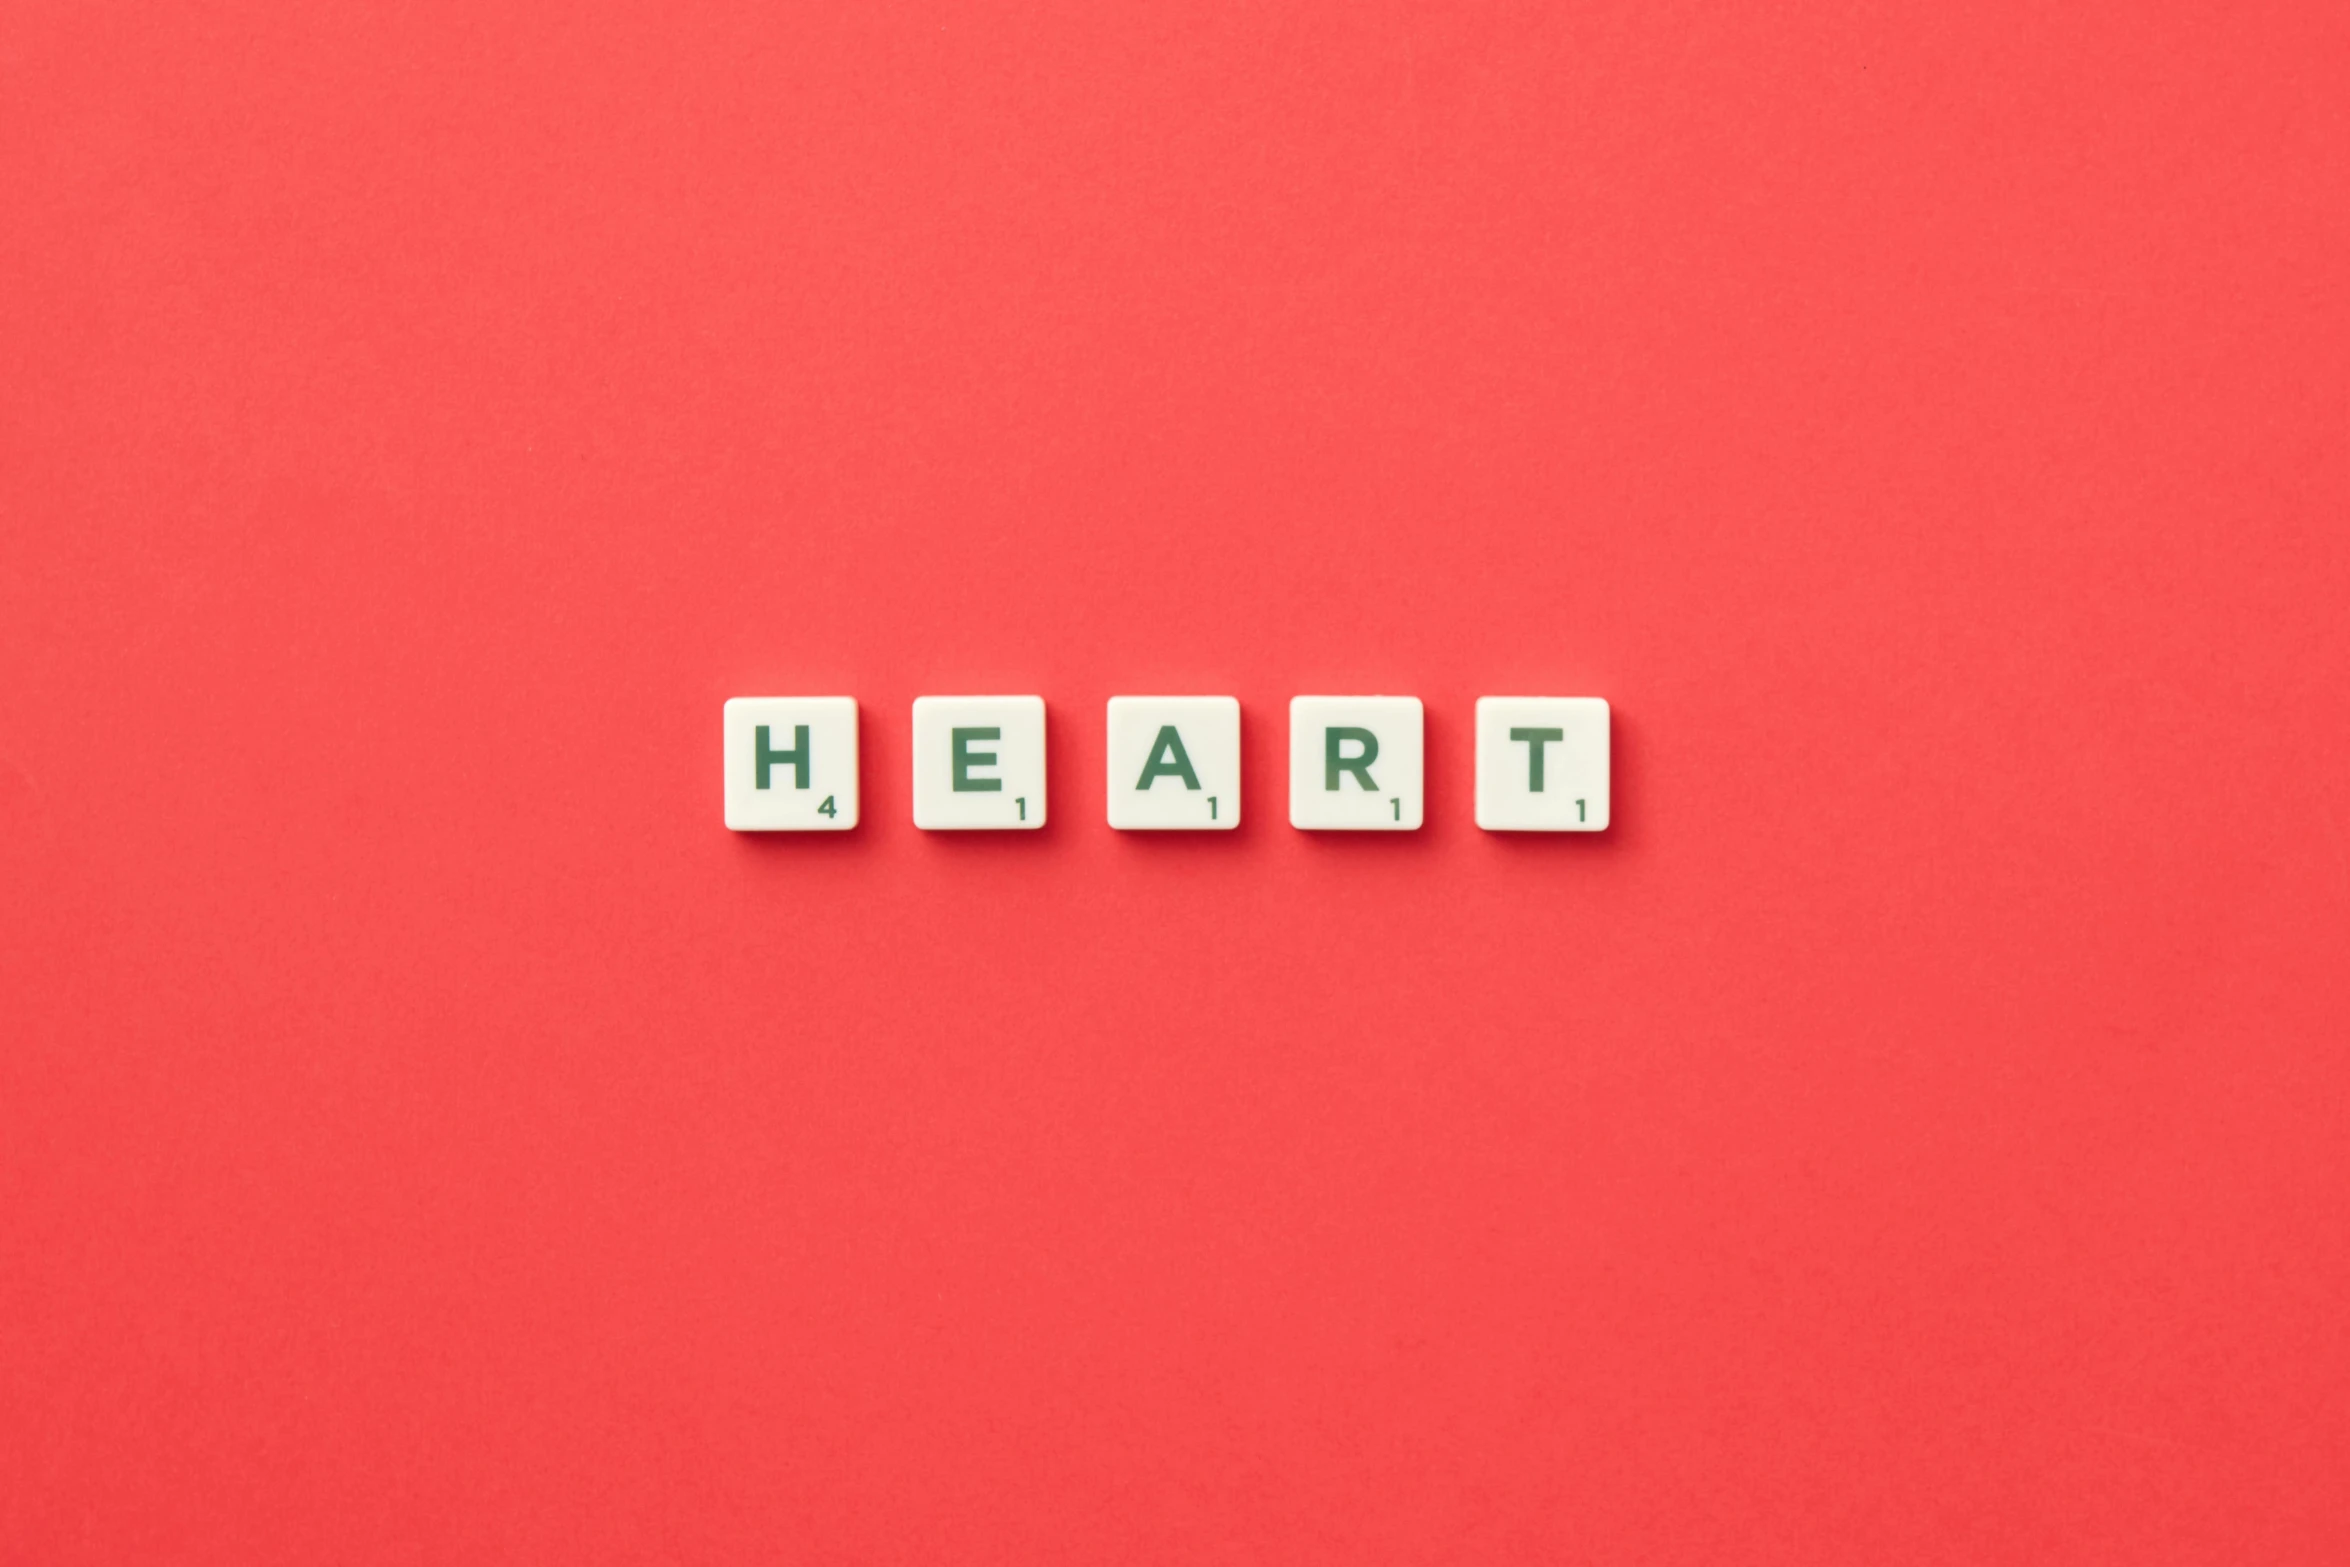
left=1288, top=695, right=1423, bottom=830
left=722, top=697, right=859, bottom=830
left=912, top=695, right=1046, bottom=829
left=1474, top=696, right=1610, bottom=831
left=1106, top=696, right=1240, bottom=830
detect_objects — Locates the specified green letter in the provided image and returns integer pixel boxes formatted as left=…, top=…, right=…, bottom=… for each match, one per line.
left=755, top=723, right=810, bottom=790
left=951, top=727, right=1003, bottom=791
left=1509, top=726, right=1564, bottom=792
left=1136, top=725, right=1202, bottom=791
left=1325, top=726, right=1380, bottom=791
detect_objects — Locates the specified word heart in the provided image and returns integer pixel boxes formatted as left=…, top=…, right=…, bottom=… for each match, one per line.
left=722, top=694, right=1609, bottom=834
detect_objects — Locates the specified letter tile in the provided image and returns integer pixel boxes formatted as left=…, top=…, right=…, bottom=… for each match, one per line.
left=1288, top=696, right=1423, bottom=830
left=912, top=695, right=1047, bottom=829
left=1106, top=696, right=1240, bottom=830
left=1473, top=696, right=1609, bottom=831
left=723, top=697, right=859, bottom=830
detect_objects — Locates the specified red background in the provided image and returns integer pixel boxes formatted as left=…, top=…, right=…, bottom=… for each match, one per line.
left=4, top=2, right=2347, bottom=1561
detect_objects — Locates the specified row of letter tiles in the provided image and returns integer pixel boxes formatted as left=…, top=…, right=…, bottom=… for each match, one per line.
left=722, top=696, right=1608, bottom=833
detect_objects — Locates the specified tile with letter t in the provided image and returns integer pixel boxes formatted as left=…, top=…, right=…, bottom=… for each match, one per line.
left=1474, top=696, right=1610, bottom=831
left=722, top=697, right=859, bottom=830
left=1288, top=695, right=1423, bottom=830
left=912, top=695, right=1047, bottom=830
left=1106, top=696, right=1240, bottom=830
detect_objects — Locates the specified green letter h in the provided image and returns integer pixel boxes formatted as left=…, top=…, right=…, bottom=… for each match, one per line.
left=755, top=724, right=810, bottom=790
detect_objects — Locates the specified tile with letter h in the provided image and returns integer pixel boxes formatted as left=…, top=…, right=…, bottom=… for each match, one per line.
left=723, top=697, right=859, bottom=830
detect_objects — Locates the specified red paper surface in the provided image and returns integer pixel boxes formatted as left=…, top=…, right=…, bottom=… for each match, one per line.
left=4, top=2, right=2346, bottom=1561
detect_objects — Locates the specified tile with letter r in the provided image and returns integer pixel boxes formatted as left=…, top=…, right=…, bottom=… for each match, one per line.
left=1288, top=695, right=1423, bottom=830
left=912, top=695, right=1046, bottom=829
left=722, top=697, right=859, bottom=830
left=1106, top=695, right=1240, bottom=830
left=1474, top=696, right=1610, bottom=831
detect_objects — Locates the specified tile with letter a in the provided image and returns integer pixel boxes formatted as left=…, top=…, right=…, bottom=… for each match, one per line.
left=1288, top=695, right=1423, bottom=830
left=723, top=697, right=859, bottom=830
left=1474, top=696, right=1609, bottom=831
left=912, top=695, right=1047, bottom=829
left=1106, top=696, right=1240, bottom=830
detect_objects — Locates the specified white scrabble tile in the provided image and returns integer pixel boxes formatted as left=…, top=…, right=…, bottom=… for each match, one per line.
left=1106, top=696, right=1240, bottom=830
left=1474, top=696, right=1610, bottom=831
left=1288, top=695, right=1423, bottom=830
left=912, top=695, right=1047, bottom=829
left=722, top=697, right=859, bottom=830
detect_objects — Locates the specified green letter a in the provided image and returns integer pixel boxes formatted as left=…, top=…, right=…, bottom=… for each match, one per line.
left=1136, top=725, right=1202, bottom=791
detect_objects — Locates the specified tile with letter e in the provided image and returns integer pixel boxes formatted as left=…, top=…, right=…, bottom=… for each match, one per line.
left=912, top=695, right=1046, bottom=829
left=722, top=697, right=858, bottom=830
left=1474, top=696, right=1610, bottom=831
left=1106, top=696, right=1240, bottom=830
left=1288, top=695, right=1423, bottom=830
